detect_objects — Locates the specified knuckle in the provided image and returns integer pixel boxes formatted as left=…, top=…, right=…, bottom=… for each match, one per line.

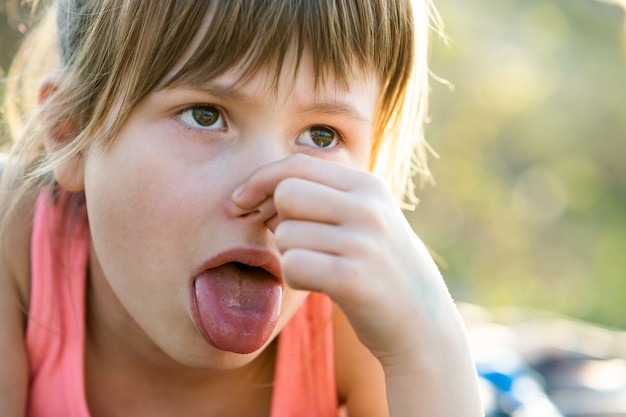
left=364, top=173, right=389, bottom=195
left=349, top=176, right=395, bottom=229
left=332, top=257, right=367, bottom=296
left=274, top=178, right=302, bottom=215
left=352, top=233, right=380, bottom=258
left=353, top=199, right=388, bottom=233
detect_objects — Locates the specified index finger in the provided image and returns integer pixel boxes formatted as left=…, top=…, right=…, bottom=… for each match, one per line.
left=231, top=154, right=362, bottom=209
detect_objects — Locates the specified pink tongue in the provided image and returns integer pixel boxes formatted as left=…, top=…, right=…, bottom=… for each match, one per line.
left=193, top=263, right=282, bottom=354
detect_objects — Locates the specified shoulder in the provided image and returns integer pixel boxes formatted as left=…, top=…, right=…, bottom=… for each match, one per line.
left=0, top=153, right=31, bottom=416
left=333, top=304, right=389, bottom=417
left=0, top=154, right=34, bottom=312
left=2, top=205, right=33, bottom=311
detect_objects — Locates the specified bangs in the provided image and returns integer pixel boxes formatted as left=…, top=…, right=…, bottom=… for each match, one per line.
left=163, top=0, right=413, bottom=97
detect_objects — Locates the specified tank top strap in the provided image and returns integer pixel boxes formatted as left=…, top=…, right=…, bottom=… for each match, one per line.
left=26, top=189, right=91, bottom=417
left=271, top=292, right=338, bottom=417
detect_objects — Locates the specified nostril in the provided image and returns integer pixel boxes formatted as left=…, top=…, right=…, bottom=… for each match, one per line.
left=226, top=198, right=277, bottom=224
left=225, top=200, right=254, bottom=217
left=239, top=209, right=261, bottom=218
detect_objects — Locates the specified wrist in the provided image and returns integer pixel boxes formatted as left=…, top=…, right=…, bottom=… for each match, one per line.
left=382, top=328, right=484, bottom=417
left=380, top=301, right=473, bottom=371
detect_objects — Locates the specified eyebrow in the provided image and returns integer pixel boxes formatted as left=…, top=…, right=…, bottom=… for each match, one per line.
left=299, top=102, right=372, bottom=124
left=193, top=83, right=372, bottom=124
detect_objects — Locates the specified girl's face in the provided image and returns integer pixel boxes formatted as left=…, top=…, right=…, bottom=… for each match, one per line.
left=81, top=49, right=380, bottom=369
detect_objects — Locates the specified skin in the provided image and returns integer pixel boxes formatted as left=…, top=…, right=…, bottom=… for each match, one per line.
left=0, top=27, right=483, bottom=417
left=80, top=52, right=389, bottom=416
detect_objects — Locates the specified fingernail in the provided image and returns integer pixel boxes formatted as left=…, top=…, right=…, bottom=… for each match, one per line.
left=231, top=184, right=245, bottom=202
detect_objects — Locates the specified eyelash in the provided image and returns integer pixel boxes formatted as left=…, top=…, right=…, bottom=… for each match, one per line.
left=174, top=104, right=347, bottom=148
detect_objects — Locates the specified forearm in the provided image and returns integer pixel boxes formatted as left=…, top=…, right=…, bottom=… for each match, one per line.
left=384, top=319, right=484, bottom=416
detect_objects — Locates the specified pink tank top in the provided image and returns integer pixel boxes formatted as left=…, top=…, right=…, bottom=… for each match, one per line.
left=26, top=189, right=338, bottom=416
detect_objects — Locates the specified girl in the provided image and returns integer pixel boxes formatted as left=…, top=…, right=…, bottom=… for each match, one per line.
left=0, top=0, right=483, bottom=416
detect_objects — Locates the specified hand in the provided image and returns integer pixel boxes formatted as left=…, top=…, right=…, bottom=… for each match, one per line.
left=232, top=154, right=458, bottom=368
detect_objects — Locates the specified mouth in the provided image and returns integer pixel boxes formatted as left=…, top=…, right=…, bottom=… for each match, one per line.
left=192, top=248, right=282, bottom=282
left=190, top=248, right=283, bottom=354
left=229, top=261, right=275, bottom=284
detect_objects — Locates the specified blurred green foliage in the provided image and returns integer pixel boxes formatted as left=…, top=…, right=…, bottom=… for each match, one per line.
left=1, top=0, right=625, bottom=327
left=411, top=0, right=626, bottom=328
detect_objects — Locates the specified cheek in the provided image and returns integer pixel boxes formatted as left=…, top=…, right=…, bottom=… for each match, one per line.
left=356, top=140, right=373, bottom=172
left=82, top=130, right=213, bottom=278
left=343, top=131, right=373, bottom=173
left=85, top=154, right=183, bottom=248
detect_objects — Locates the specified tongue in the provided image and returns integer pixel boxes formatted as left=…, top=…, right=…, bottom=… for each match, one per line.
left=193, top=263, right=282, bottom=354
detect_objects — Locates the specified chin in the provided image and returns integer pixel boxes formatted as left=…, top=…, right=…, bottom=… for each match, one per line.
left=166, top=335, right=276, bottom=372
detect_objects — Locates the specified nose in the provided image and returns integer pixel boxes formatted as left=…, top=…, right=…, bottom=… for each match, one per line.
left=223, top=136, right=288, bottom=229
left=225, top=195, right=278, bottom=228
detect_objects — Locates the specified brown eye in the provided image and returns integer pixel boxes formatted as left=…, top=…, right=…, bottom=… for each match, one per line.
left=178, top=105, right=225, bottom=129
left=191, top=106, right=220, bottom=126
left=297, top=125, right=340, bottom=148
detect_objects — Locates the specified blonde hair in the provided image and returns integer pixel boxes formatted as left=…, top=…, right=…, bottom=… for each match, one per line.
left=2, top=0, right=439, bottom=220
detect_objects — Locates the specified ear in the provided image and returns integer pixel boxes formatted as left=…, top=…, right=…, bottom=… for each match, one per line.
left=39, top=75, right=85, bottom=192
